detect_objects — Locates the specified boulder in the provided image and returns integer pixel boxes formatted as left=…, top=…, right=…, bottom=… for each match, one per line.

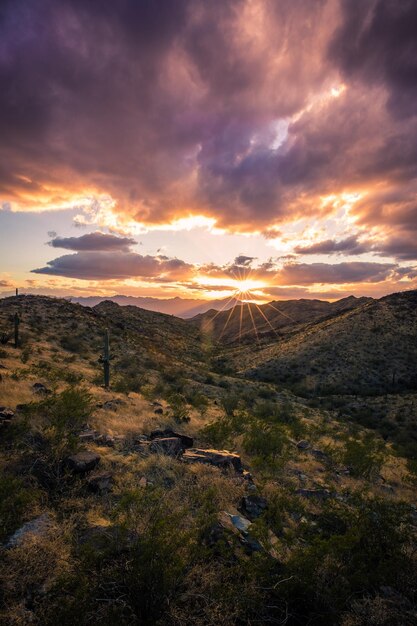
left=66, top=451, right=100, bottom=474
left=150, top=428, right=193, bottom=449
left=0, top=407, right=14, bottom=422
left=87, top=472, right=113, bottom=493
left=32, top=382, right=51, bottom=395
left=295, top=488, right=331, bottom=500
left=5, top=513, right=53, bottom=549
left=240, top=494, right=268, bottom=520
left=296, top=440, right=310, bottom=450
left=310, top=449, right=329, bottom=461
left=149, top=437, right=184, bottom=457
left=182, top=448, right=243, bottom=472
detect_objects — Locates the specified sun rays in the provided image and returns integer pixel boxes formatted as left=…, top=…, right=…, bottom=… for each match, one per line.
left=201, top=267, right=297, bottom=344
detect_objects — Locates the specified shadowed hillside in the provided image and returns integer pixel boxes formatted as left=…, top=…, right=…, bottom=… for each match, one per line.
left=236, top=290, right=417, bottom=396
left=191, top=295, right=370, bottom=343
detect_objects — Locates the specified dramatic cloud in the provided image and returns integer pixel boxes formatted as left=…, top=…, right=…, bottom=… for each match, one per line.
left=294, top=236, right=369, bottom=256
left=1, top=0, right=417, bottom=300
left=275, top=262, right=398, bottom=286
left=32, top=251, right=193, bottom=281
left=49, top=232, right=137, bottom=251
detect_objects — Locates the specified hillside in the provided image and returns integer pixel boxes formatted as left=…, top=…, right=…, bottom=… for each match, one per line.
left=0, top=294, right=416, bottom=625
left=191, top=295, right=370, bottom=343
left=236, top=290, right=417, bottom=396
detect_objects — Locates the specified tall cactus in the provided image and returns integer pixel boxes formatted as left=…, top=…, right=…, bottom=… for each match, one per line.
left=14, top=313, right=20, bottom=348
left=103, top=328, right=110, bottom=389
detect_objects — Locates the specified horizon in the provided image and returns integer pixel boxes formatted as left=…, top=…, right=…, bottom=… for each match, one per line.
left=1, top=1, right=417, bottom=303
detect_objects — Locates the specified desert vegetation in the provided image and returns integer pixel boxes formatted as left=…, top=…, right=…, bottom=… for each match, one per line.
left=0, top=294, right=416, bottom=625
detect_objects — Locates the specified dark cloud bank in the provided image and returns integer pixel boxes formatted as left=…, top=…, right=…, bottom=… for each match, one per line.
left=0, top=0, right=416, bottom=245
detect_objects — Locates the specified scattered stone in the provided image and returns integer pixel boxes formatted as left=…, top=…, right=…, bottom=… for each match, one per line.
left=5, top=513, right=53, bottom=549
left=240, top=494, right=268, bottom=520
left=78, top=430, right=97, bottom=442
left=335, top=466, right=351, bottom=476
left=149, top=437, right=184, bottom=457
left=138, top=477, right=147, bottom=488
left=0, top=406, right=14, bottom=422
left=183, top=448, right=243, bottom=472
left=296, top=440, right=310, bottom=450
left=228, top=513, right=251, bottom=533
left=15, top=403, right=30, bottom=413
left=32, top=382, right=51, bottom=395
left=310, top=449, right=329, bottom=461
left=154, top=407, right=163, bottom=414
left=87, top=472, right=113, bottom=493
left=295, top=488, right=332, bottom=500
left=102, top=399, right=125, bottom=411
left=66, top=451, right=100, bottom=474
left=150, top=428, right=193, bottom=449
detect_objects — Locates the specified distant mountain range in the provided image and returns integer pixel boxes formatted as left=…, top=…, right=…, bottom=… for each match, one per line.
left=71, top=294, right=241, bottom=318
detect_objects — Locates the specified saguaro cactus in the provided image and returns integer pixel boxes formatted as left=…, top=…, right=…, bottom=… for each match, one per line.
left=14, top=313, right=20, bottom=348
left=102, top=329, right=110, bottom=389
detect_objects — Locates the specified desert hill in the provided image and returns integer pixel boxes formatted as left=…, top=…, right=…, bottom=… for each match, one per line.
left=0, top=293, right=416, bottom=624
left=233, top=290, right=417, bottom=396
left=191, top=295, right=371, bottom=343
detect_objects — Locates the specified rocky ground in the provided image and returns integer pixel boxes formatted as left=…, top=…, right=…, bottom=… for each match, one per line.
left=0, top=295, right=416, bottom=625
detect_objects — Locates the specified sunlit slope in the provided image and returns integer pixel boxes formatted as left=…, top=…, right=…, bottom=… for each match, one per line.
left=191, top=295, right=370, bottom=343
left=236, top=290, right=417, bottom=395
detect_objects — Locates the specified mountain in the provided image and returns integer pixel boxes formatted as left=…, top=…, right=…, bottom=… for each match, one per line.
left=190, top=295, right=371, bottom=343
left=71, top=294, right=240, bottom=318
left=235, top=290, right=417, bottom=396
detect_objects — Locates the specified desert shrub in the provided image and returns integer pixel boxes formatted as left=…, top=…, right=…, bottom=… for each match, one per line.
left=281, top=499, right=413, bottom=624
left=166, top=392, right=190, bottom=423
left=221, top=393, right=240, bottom=416
left=24, top=387, right=94, bottom=478
left=242, top=420, right=286, bottom=460
left=60, top=335, right=85, bottom=353
left=342, top=433, right=386, bottom=480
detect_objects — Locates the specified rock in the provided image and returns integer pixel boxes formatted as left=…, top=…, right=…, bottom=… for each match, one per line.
left=102, top=399, right=125, bottom=411
left=296, top=440, right=310, bottom=450
left=183, top=448, right=243, bottom=472
left=15, top=403, right=30, bottom=413
left=228, top=513, right=251, bottom=533
left=32, top=382, right=51, bottom=395
left=0, top=406, right=14, bottom=422
left=87, top=472, right=113, bottom=493
left=66, top=451, right=100, bottom=474
left=154, top=408, right=163, bottom=415
left=150, top=428, right=193, bottom=449
left=78, top=430, right=97, bottom=442
left=5, top=513, right=53, bottom=549
left=149, top=437, right=184, bottom=457
left=310, top=449, right=329, bottom=461
left=295, top=488, right=332, bottom=500
left=240, top=494, right=268, bottom=520
left=138, top=477, right=147, bottom=488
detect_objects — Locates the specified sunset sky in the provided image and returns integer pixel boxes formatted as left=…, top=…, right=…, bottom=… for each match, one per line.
left=1, top=0, right=417, bottom=302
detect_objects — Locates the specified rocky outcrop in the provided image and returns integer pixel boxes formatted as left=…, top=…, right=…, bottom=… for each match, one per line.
left=240, top=494, right=268, bottom=520
left=66, top=451, right=100, bottom=474
left=5, top=513, right=54, bottom=549
left=183, top=448, right=243, bottom=472
left=150, top=428, right=193, bottom=449
left=149, top=437, right=184, bottom=457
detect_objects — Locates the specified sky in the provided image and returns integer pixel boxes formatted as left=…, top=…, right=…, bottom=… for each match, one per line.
left=1, top=0, right=417, bottom=303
